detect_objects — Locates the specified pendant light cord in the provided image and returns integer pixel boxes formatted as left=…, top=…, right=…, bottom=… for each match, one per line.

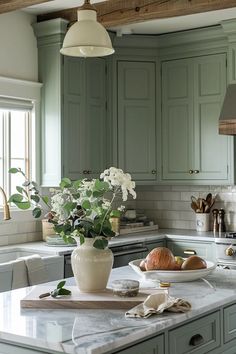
left=81, top=0, right=97, bottom=11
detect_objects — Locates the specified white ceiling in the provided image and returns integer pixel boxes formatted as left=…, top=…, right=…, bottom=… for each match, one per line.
left=25, top=1, right=236, bottom=35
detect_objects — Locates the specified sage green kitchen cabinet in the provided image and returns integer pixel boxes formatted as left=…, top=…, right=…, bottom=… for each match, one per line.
left=117, top=60, right=157, bottom=182
left=63, top=57, right=107, bottom=180
left=168, top=311, right=221, bottom=354
left=33, top=19, right=108, bottom=186
left=115, top=334, right=164, bottom=354
left=166, top=239, right=216, bottom=262
left=162, top=53, right=230, bottom=184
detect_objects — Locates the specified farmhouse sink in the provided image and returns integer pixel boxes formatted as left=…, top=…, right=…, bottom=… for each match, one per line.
left=0, top=249, right=51, bottom=263
left=0, top=247, right=64, bottom=293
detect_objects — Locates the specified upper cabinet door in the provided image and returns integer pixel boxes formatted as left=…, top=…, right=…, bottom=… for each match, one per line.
left=63, top=57, right=107, bottom=180
left=162, top=58, right=195, bottom=180
left=162, top=53, right=229, bottom=183
left=85, top=58, right=107, bottom=179
left=117, top=61, right=157, bottom=181
left=193, top=53, right=228, bottom=180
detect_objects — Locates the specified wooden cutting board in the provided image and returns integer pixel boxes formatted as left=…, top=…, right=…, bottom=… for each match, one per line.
left=21, top=286, right=167, bottom=309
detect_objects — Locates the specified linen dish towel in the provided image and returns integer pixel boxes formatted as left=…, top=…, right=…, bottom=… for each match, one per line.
left=20, top=254, right=48, bottom=286
left=11, top=259, right=28, bottom=289
left=125, top=292, right=191, bottom=318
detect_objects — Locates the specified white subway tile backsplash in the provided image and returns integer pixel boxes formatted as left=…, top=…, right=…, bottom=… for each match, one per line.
left=136, top=184, right=236, bottom=231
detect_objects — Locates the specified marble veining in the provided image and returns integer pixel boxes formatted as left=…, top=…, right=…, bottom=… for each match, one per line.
left=0, top=265, right=236, bottom=353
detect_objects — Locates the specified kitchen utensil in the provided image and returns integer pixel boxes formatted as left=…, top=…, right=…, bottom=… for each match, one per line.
left=191, top=196, right=199, bottom=211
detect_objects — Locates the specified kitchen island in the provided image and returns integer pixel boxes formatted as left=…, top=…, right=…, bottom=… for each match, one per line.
left=0, top=266, right=236, bottom=354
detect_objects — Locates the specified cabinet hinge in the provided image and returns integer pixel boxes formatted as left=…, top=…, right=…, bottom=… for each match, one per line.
left=226, top=57, right=228, bottom=68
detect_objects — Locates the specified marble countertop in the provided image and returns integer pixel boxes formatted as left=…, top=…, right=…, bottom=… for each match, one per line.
left=0, top=229, right=217, bottom=256
left=0, top=266, right=236, bottom=354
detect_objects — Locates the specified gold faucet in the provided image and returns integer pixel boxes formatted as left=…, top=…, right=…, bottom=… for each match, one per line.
left=0, top=187, right=11, bottom=220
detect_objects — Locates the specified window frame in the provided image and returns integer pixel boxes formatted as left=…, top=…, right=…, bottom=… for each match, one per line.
left=0, top=76, right=42, bottom=212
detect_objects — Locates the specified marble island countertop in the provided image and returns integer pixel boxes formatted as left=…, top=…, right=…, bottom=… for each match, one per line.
left=0, top=266, right=236, bottom=354
left=0, top=228, right=217, bottom=256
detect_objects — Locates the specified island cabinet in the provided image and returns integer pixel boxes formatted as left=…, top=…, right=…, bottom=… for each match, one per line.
left=161, top=53, right=231, bottom=185
left=115, top=311, right=221, bottom=354
left=33, top=19, right=108, bottom=186
left=116, top=60, right=157, bottom=182
left=166, top=239, right=216, bottom=262
left=115, top=334, right=164, bottom=354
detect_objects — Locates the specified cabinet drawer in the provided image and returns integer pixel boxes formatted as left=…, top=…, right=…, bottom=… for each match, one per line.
left=167, top=240, right=216, bottom=262
left=224, top=303, right=236, bottom=343
left=168, top=311, right=220, bottom=354
left=115, top=334, right=164, bottom=353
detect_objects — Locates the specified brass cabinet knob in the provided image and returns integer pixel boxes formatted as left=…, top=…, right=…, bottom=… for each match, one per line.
left=226, top=246, right=235, bottom=257
left=194, top=170, right=200, bottom=174
left=189, top=170, right=194, bottom=174
left=151, top=170, right=157, bottom=174
left=184, top=249, right=197, bottom=255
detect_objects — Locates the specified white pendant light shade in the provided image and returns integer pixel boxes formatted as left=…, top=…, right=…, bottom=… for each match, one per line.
left=60, top=6, right=114, bottom=57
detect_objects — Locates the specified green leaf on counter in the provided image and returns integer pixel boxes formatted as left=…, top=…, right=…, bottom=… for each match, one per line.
left=57, top=280, right=66, bottom=289
left=50, top=281, right=71, bottom=298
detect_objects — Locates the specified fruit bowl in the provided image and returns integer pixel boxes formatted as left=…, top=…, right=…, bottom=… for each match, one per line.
left=129, top=259, right=216, bottom=283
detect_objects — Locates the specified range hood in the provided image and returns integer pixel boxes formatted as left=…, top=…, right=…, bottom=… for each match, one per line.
left=219, top=84, right=236, bottom=135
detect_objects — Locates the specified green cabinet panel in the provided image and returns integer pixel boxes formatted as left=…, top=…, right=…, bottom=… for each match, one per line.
left=63, top=57, right=107, bottom=180
left=34, top=20, right=108, bottom=185
left=162, top=59, right=194, bottom=180
left=224, top=304, right=236, bottom=344
left=115, top=334, right=164, bottom=354
left=168, top=311, right=221, bottom=354
left=117, top=61, right=157, bottom=181
left=162, top=53, right=229, bottom=183
left=166, top=240, right=216, bottom=262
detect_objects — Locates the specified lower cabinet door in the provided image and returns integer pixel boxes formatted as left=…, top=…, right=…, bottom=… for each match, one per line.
left=166, top=240, right=216, bottom=262
left=115, top=334, right=164, bottom=354
left=224, top=303, right=236, bottom=344
left=168, top=311, right=220, bottom=354
left=0, top=342, right=47, bottom=354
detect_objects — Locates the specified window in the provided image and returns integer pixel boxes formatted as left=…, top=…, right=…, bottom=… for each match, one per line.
left=0, top=98, right=33, bottom=206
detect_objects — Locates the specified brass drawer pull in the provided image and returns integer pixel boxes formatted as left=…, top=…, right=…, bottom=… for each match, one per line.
left=184, top=249, right=197, bottom=255
left=151, top=170, right=156, bottom=174
left=225, top=246, right=235, bottom=257
left=189, top=334, right=204, bottom=346
left=189, top=170, right=194, bottom=174
left=83, top=170, right=88, bottom=174
left=194, top=170, right=199, bottom=174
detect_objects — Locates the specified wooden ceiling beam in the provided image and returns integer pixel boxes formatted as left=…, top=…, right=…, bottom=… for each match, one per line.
left=37, top=0, right=236, bottom=27
left=0, top=0, right=52, bottom=14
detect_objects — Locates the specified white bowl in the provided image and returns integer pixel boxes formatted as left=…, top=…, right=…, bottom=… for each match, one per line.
left=129, top=259, right=216, bottom=283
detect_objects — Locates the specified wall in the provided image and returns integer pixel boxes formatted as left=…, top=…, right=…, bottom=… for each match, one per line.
left=0, top=11, right=38, bottom=81
left=135, top=185, right=236, bottom=232
left=0, top=11, right=41, bottom=246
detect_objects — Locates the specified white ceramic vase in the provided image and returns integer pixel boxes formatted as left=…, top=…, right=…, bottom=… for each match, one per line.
left=71, top=237, right=114, bottom=292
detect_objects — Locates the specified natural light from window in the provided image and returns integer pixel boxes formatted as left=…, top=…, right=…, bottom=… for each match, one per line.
left=0, top=106, right=32, bottom=206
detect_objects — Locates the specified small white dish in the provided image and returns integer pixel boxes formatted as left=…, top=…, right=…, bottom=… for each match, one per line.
left=129, top=259, right=216, bottom=283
